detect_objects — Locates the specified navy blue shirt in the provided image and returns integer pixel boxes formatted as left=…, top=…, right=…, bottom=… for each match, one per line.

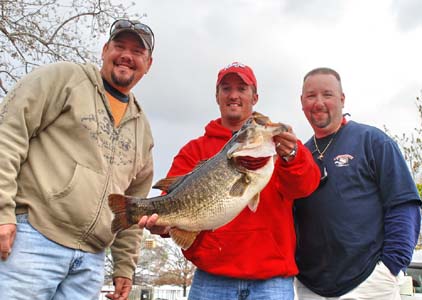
left=294, top=120, right=421, bottom=297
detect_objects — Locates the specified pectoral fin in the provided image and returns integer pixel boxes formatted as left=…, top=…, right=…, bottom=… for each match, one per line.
left=248, top=193, right=260, bottom=212
left=169, top=228, right=200, bottom=250
left=229, top=174, right=250, bottom=197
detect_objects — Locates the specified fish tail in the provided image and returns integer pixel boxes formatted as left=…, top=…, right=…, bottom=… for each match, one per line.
left=108, top=194, right=132, bottom=233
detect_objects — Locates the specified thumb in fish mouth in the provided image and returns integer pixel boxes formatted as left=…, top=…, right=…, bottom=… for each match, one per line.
left=234, top=156, right=271, bottom=170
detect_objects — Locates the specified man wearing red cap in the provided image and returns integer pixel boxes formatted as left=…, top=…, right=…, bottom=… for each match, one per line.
left=140, top=62, right=320, bottom=299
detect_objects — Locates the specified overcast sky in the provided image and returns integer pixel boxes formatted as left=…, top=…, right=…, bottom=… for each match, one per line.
left=123, top=0, right=422, bottom=195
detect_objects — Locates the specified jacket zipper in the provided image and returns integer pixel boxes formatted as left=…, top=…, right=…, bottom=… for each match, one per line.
left=78, top=113, right=139, bottom=247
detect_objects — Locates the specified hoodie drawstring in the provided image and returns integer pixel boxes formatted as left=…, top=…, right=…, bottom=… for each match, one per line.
left=132, top=117, right=138, bottom=180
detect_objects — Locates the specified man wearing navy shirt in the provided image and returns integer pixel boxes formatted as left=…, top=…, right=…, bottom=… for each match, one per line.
left=294, top=67, right=422, bottom=299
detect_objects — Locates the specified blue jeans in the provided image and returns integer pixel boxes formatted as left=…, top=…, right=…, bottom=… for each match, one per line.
left=188, top=269, right=294, bottom=300
left=0, top=214, right=105, bottom=300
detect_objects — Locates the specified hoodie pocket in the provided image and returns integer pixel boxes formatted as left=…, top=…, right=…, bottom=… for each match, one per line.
left=47, top=164, right=106, bottom=229
left=185, top=229, right=288, bottom=278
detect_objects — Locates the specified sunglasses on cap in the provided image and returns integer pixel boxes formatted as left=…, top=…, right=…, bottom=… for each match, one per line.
left=109, top=19, right=155, bottom=52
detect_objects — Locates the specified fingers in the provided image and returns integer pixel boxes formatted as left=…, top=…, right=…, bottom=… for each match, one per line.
left=0, top=248, right=11, bottom=261
left=0, top=224, right=16, bottom=261
left=137, top=214, right=170, bottom=235
left=145, top=214, right=159, bottom=229
left=274, top=130, right=298, bottom=157
left=106, top=277, right=132, bottom=300
left=137, top=216, right=148, bottom=228
left=0, top=236, right=11, bottom=261
left=137, top=214, right=158, bottom=228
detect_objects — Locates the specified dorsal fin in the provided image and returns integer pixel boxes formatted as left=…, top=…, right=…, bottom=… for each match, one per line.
left=152, top=176, right=184, bottom=192
left=192, top=159, right=208, bottom=171
left=153, top=160, right=210, bottom=193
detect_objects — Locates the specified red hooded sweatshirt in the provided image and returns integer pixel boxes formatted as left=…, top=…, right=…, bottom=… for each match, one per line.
left=166, top=118, right=320, bottom=279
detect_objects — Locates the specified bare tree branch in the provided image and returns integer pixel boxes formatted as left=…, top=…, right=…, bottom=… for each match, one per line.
left=0, top=0, right=141, bottom=99
left=386, top=92, right=422, bottom=249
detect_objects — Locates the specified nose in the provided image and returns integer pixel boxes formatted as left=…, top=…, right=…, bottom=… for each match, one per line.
left=313, top=94, right=327, bottom=107
left=118, top=49, right=134, bottom=62
left=228, top=89, right=241, bottom=99
left=315, top=94, right=325, bottom=103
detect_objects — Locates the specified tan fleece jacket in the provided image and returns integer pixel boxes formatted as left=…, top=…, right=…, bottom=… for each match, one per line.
left=0, top=61, right=154, bottom=279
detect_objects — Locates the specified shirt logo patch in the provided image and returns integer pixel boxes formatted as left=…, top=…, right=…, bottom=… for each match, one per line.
left=334, top=154, right=354, bottom=167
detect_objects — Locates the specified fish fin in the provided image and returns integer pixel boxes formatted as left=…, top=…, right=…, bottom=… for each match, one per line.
left=153, top=160, right=210, bottom=193
left=169, top=228, right=200, bottom=250
left=192, top=160, right=208, bottom=170
left=152, top=176, right=183, bottom=192
left=229, top=174, right=250, bottom=197
left=108, top=194, right=132, bottom=233
left=248, top=193, right=260, bottom=212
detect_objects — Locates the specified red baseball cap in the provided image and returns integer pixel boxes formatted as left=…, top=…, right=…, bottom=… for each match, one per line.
left=216, top=62, right=257, bottom=89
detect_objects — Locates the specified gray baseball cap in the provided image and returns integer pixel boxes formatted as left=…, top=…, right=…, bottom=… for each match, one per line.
left=109, top=19, right=155, bottom=52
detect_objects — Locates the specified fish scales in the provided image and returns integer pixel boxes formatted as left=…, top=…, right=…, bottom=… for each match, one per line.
left=108, top=111, right=287, bottom=249
left=143, top=154, right=244, bottom=230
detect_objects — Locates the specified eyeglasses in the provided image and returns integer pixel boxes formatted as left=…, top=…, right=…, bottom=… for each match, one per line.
left=109, top=19, right=155, bottom=52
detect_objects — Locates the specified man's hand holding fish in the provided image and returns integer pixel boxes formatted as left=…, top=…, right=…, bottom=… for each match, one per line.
left=108, top=62, right=320, bottom=300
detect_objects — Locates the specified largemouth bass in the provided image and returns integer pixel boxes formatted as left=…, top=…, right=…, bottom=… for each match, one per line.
left=108, top=112, right=287, bottom=249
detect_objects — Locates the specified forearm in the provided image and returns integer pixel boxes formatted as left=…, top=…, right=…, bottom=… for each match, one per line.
left=274, top=141, right=320, bottom=199
left=110, top=225, right=143, bottom=278
left=382, top=201, right=421, bottom=275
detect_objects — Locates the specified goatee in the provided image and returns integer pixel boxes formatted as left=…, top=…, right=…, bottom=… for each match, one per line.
left=111, top=72, right=135, bottom=88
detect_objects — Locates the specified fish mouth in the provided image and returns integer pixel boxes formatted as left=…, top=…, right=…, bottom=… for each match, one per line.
left=227, top=115, right=287, bottom=159
left=228, top=140, right=277, bottom=158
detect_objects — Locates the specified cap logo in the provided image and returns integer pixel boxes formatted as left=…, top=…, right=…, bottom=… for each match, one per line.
left=223, top=62, right=246, bottom=70
left=216, top=61, right=257, bottom=89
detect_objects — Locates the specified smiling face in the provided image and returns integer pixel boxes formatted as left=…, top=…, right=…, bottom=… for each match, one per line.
left=216, top=73, right=258, bottom=131
left=100, top=32, right=153, bottom=95
left=301, top=73, right=345, bottom=138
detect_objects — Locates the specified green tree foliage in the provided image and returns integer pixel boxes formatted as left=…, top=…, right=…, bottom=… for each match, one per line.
left=0, top=0, right=140, bottom=98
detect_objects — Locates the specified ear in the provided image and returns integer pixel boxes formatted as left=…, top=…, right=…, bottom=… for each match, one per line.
left=101, top=43, right=109, bottom=60
left=341, top=92, right=345, bottom=108
left=145, top=56, right=153, bottom=74
left=252, top=93, right=259, bottom=105
left=300, top=94, right=305, bottom=111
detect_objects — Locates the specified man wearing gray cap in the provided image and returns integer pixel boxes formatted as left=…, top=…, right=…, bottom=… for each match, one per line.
left=0, top=19, right=155, bottom=300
